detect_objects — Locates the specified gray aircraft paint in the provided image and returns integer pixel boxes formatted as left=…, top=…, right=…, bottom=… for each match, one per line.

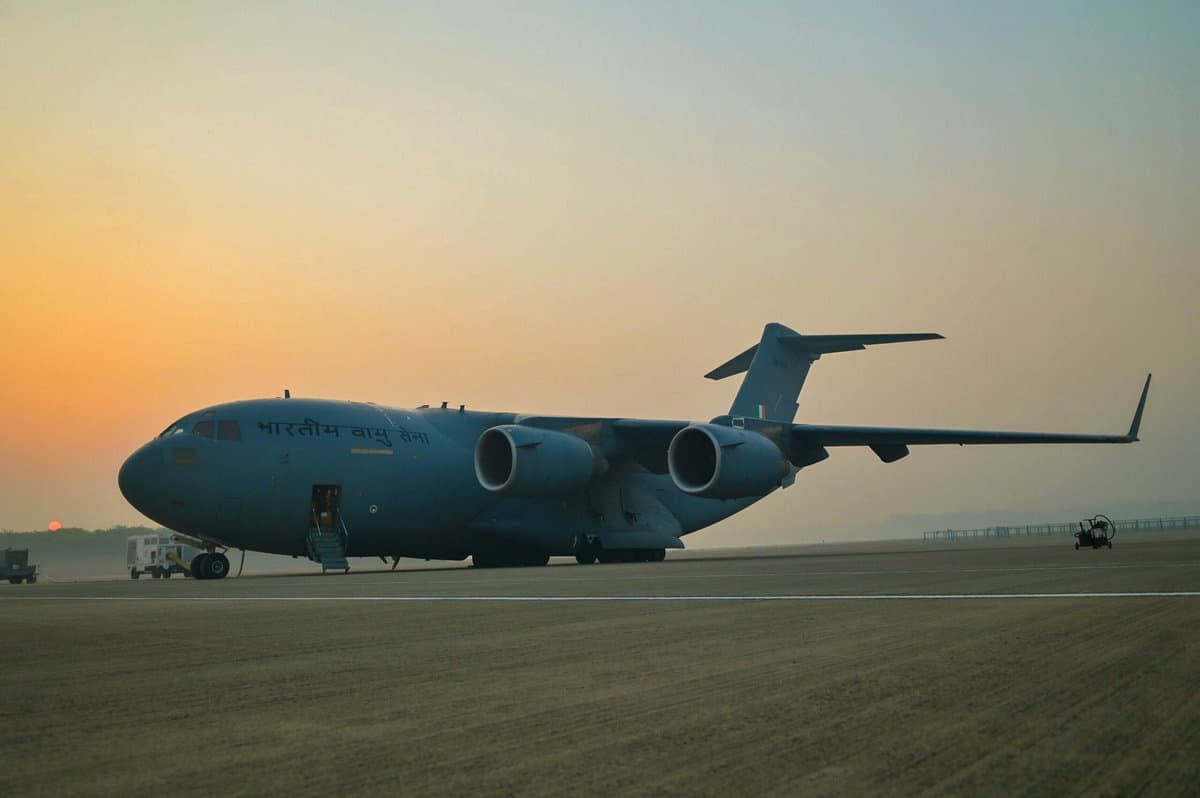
left=118, top=323, right=1149, bottom=565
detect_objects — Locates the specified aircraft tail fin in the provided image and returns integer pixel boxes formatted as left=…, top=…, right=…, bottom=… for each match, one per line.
left=706, top=323, right=943, bottom=422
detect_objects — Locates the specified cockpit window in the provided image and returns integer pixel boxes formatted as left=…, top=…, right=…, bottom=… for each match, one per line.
left=192, top=421, right=214, bottom=439
left=217, top=421, right=242, bottom=441
left=158, top=421, right=188, bottom=438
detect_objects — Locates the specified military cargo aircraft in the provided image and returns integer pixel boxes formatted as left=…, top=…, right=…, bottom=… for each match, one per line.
left=118, top=323, right=1151, bottom=578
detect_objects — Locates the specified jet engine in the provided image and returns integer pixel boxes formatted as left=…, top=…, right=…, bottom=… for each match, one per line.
left=668, top=424, right=788, bottom=499
left=475, top=425, right=598, bottom=496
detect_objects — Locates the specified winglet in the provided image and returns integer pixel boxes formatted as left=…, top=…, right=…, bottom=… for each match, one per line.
left=1126, top=373, right=1152, bottom=441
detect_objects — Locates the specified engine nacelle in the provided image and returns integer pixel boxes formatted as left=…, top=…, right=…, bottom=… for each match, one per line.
left=668, top=424, right=788, bottom=499
left=474, top=425, right=598, bottom=496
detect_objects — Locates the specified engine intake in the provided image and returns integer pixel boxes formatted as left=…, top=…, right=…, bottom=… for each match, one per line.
left=475, top=425, right=598, bottom=496
left=668, top=424, right=788, bottom=499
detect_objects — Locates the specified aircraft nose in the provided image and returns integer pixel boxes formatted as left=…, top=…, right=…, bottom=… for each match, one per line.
left=118, top=444, right=162, bottom=513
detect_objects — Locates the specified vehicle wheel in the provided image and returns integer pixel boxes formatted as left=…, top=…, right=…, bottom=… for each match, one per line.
left=8, top=578, right=19, bottom=585
left=27, top=576, right=36, bottom=584
left=1108, top=542, right=1113, bottom=549
left=152, top=567, right=161, bottom=579
left=596, top=549, right=615, bottom=564
left=131, top=568, right=140, bottom=580
left=207, top=553, right=230, bottom=579
left=191, top=553, right=210, bottom=580
left=162, top=570, right=171, bottom=579
left=1074, top=543, right=1079, bottom=550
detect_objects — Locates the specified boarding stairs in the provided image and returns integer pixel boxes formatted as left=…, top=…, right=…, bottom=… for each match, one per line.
left=307, top=519, right=350, bottom=574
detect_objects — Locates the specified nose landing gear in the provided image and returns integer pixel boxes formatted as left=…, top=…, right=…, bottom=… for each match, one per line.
left=190, top=551, right=231, bottom=579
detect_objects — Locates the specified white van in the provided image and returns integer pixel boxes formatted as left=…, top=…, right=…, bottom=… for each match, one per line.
left=127, top=535, right=202, bottom=579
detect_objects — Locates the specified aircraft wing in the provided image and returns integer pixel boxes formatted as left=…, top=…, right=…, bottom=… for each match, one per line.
left=791, top=423, right=1133, bottom=448
left=515, top=416, right=689, bottom=474
left=519, top=373, right=1150, bottom=470
left=780, top=373, right=1151, bottom=463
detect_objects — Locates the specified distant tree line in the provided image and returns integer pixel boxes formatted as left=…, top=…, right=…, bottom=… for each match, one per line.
left=0, top=526, right=166, bottom=557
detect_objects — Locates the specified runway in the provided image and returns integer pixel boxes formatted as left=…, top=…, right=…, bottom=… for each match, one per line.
left=10, top=591, right=1200, bottom=601
left=3, top=535, right=1198, bottom=796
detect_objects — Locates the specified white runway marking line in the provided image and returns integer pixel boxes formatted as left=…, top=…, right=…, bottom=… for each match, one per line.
left=7, top=592, right=1200, bottom=602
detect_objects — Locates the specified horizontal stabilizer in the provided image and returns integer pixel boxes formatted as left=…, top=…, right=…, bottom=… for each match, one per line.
left=711, top=323, right=943, bottom=422
left=705, top=331, right=943, bottom=381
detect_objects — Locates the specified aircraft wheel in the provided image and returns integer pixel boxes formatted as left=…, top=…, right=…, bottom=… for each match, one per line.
left=191, top=553, right=210, bottom=580
left=131, top=568, right=140, bottom=580
left=207, top=553, right=230, bottom=579
left=575, top=541, right=597, bottom=565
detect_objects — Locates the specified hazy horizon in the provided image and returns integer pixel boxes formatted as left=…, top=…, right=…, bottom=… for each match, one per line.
left=2, top=2, right=1198, bottom=545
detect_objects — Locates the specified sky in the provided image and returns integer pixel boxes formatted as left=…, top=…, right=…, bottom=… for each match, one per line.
left=1, top=1, right=1197, bottom=543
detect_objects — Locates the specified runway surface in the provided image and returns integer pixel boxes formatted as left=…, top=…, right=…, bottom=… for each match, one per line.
left=3, top=535, right=1199, bottom=796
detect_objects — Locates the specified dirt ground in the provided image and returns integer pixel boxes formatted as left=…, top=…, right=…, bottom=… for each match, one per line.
left=2, top=536, right=1198, bottom=796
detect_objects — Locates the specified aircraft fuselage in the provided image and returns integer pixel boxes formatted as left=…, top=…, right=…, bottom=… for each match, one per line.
left=118, top=398, right=752, bottom=561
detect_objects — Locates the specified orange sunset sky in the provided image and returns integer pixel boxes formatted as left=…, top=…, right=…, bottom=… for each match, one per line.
left=1, top=2, right=1197, bottom=543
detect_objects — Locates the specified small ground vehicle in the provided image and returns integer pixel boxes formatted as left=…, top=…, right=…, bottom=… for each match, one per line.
left=1075, top=514, right=1115, bottom=550
left=127, top=535, right=203, bottom=579
left=3, top=548, right=38, bottom=584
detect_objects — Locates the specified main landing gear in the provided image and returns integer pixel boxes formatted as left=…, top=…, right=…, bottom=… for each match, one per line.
left=471, top=546, right=551, bottom=568
left=190, top=552, right=231, bottom=580
left=574, top=538, right=666, bottom=565
left=469, top=540, right=670, bottom=568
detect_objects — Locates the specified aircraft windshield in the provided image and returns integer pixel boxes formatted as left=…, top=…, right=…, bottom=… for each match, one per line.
left=158, top=421, right=189, bottom=438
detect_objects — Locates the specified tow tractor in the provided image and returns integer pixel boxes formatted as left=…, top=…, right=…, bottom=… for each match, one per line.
left=1074, top=514, right=1115, bottom=550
